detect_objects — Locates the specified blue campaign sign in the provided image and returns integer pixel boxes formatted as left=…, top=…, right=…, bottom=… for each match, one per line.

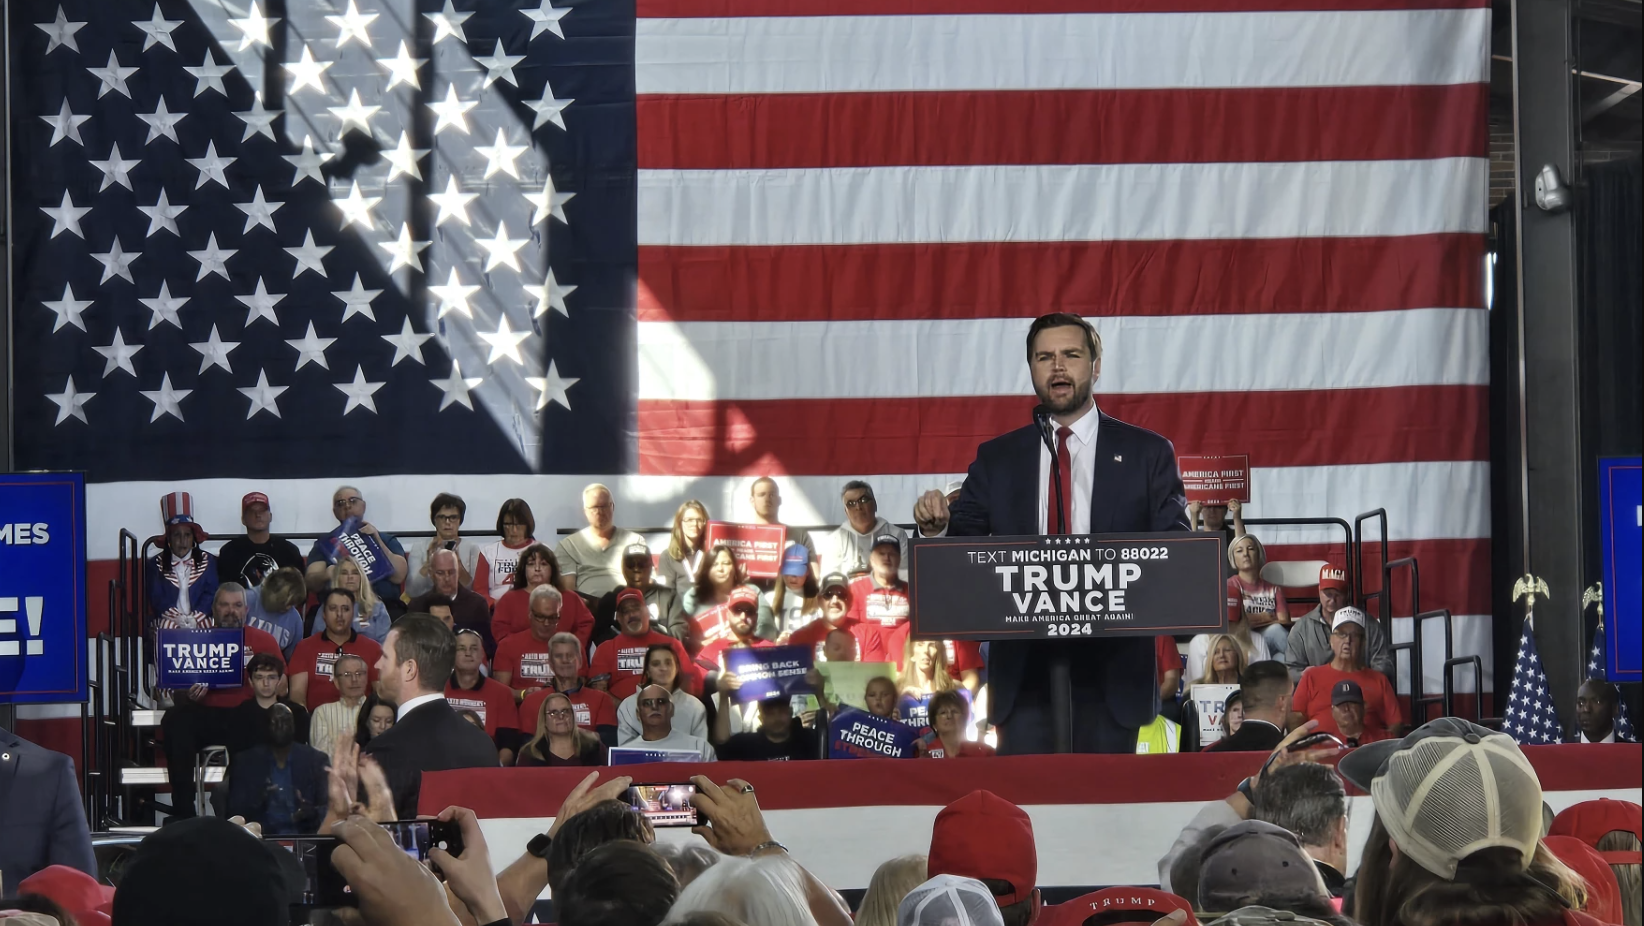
left=0, top=472, right=88, bottom=704
left=1598, top=457, right=1642, bottom=682
left=608, top=747, right=705, bottom=766
left=829, top=707, right=917, bottom=759
left=723, top=645, right=814, bottom=704
left=156, top=629, right=251, bottom=689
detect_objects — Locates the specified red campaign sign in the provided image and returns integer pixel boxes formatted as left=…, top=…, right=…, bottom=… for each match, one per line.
left=703, top=521, right=789, bottom=578
left=1178, top=455, right=1251, bottom=505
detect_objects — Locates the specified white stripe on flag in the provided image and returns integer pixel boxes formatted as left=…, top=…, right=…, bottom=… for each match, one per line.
left=637, top=160, right=1489, bottom=246
left=635, top=10, right=1490, bottom=94
left=637, top=310, right=1489, bottom=401
left=469, top=787, right=1634, bottom=893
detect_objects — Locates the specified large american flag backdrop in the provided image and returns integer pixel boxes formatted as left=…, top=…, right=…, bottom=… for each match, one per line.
left=9, top=0, right=1492, bottom=706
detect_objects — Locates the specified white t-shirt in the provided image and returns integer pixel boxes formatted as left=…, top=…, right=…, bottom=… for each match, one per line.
left=1185, top=631, right=1271, bottom=684
left=621, top=728, right=716, bottom=762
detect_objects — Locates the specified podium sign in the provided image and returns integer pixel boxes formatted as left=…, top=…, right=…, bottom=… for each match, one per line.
left=0, top=472, right=88, bottom=703
left=908, top=533, right=1225, bottom=641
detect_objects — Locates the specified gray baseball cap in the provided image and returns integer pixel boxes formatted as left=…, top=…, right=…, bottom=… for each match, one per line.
left=1197, top=820, right=1331, bottom=913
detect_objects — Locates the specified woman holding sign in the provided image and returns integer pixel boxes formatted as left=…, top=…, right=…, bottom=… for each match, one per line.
left=682, top=545, right=777, bottom=645
left=915, top=691, right=996, bottom=759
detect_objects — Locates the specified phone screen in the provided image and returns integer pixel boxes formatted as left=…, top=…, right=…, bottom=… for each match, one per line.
left=622, top=783, right=702, bottom=827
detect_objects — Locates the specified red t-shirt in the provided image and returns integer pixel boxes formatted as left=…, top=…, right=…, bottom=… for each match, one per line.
left=945, top=641, right=984, bottom=679
left=518, top=684, right=619, bottom=736
left=289, top=631, right=383, bottom=710
left=198, top=626, right=287, bottom=709
left=493, top=631, right=556, bottom=692
left=847, top=577, right=910, bottom=664
left=1228, top=575, right=1288, bottom=618
left=1155, top=636, right=1184, bottom=686
left=443, top=675, right=520, bottom=738
left=589, top=631, right=698, bottom=700
left=787, top=616, right=885, bottom=663
left=1293, top=664, right=1403, bottom=737
left=491, top=588, right=595, bottom=651
left=918, top=737, right=996, bottom=759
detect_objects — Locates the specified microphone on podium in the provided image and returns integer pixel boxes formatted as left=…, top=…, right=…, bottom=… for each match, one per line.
left=1033, top=404, right=1068, bottom=536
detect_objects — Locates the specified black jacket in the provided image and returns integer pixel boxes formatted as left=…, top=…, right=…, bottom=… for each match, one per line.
left=1203, top=718, right=1287, bottom=753
left=947, top=413, right=1190, bottom=730
left=226, top=743, right=331, bottom=834
left=0, top=729, right=97, bottom=896
left=364, top=697, right=498, bottom=817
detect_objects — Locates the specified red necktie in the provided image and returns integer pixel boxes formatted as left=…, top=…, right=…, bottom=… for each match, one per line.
left=1046, top=425, right=1073, bottom=534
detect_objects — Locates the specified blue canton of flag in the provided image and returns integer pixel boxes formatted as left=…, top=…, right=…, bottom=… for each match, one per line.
left=1587, top=622, right=1636, bottom=743
left=1502, top=619, right=1563, bottom=745
left=9, top=0, right=636, bottom=481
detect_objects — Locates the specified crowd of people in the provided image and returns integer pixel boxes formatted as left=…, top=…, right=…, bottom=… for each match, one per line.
left=126, top=475, right=1639, bottom=829
left=2, top=716, right=1639, bottom=926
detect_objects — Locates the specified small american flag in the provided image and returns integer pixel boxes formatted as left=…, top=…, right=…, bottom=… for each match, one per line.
left=1587, top=622, right=1636, bottom=743
left=1502, top=619, right=1563, bottom=746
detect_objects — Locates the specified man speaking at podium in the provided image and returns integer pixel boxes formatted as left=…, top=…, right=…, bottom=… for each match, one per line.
left=913, top=313, right=1190, bottom=754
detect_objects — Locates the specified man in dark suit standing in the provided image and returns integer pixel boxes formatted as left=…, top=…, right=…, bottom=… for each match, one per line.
left=365, top=614, right=497, bottom=817
left=913, top=313, right=1190, bottom=754
left=0, top=727, right=97, bottom=895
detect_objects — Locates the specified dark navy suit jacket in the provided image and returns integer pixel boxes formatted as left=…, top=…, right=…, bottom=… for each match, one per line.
left=0, top=728, right=97, bottom=896
left=947, top=412, right=1190, bottom=730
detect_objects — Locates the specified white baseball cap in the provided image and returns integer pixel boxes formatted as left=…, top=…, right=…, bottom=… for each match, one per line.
left=1331, top=606, right=1367, bottom=631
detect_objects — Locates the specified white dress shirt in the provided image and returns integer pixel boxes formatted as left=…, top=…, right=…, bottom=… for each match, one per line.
left=1037, top=406, right=1101, bottom=535
left=396, top=692, right=445, bottom=722
left=1579, top=729, right=1618, bottom=744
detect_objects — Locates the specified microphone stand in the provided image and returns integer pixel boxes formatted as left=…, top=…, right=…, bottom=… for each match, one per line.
left=1034, top=407, right=1074, bottom=754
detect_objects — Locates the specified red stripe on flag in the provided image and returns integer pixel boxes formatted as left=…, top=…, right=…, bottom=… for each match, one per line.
left=636, top=386, right=1487, bottom=476
left=637, top=86, right=1487, bottom=170
left=1264, top=538, right=1492, bottom=619
left=637, top=235, right=1486, bottom=323
left=638, top=0, right=1488, bottom=17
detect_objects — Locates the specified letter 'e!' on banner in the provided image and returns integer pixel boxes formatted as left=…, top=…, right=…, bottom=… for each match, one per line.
left=157, top=628, right=250, bottom=689
left=829, top=706, right=917, bottom=759
left=704, top=522, right=789, bottom=578
left=1177, top=455, right=1251, bottom=506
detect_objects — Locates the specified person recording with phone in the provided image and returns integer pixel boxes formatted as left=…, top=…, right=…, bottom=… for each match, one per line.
left=911, top=313, right=1190, bottom=755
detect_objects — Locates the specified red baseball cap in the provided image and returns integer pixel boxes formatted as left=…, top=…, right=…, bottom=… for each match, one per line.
left=1549, top=798, right=1643, bottom=865
left=1318, top=563, right=1350, bottom=593
left=728, top=586, right=760, bottom=611
left=241, top=491, right=271, bottom=511
left=615, top=587, right=646, bottom=609
left=18, top=865, right=115, bottom=925
left=1045, top=887, right=1198, bottom=926
left=927, top=790, right=1037, bottom=906
left=1544, top=836, right=1624, bottom=924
